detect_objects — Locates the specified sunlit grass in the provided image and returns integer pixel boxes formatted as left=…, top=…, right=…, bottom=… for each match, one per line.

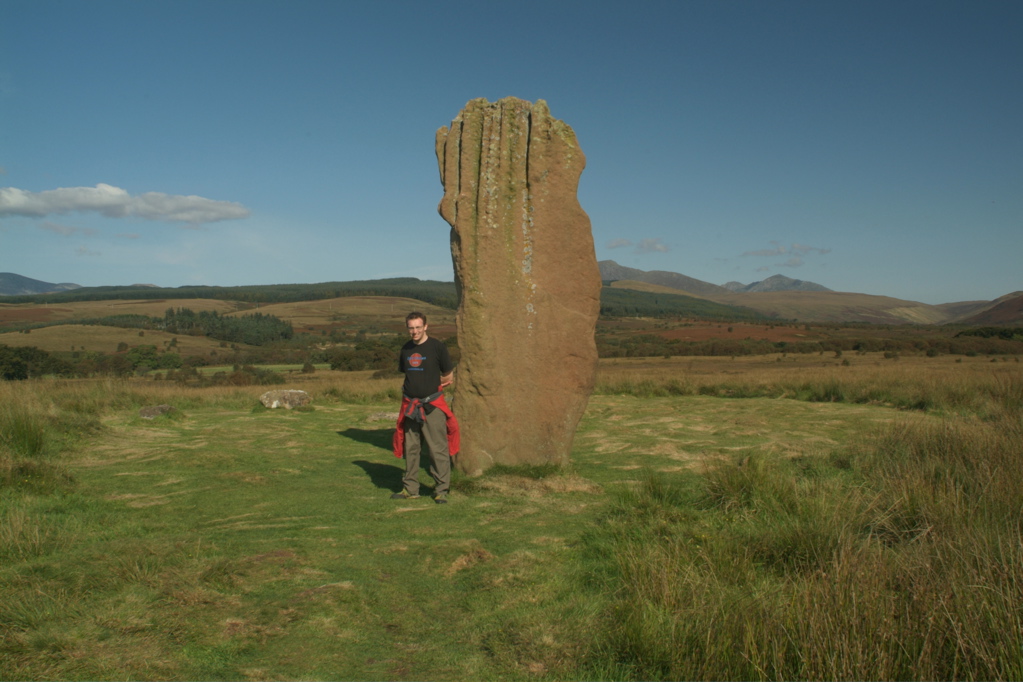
left=1, top=356, right=1021, bottom=680
left=596, top=352, right=1021, bottom=416
left=588, top=386, right=1023, bottom=680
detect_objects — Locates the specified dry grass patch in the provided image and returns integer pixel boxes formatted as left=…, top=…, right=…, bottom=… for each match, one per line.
left=231, top=295, right=454, bottom=329
left=472, top=474, right=602, bottom=498
left=445, top=546, right=496, bottom=577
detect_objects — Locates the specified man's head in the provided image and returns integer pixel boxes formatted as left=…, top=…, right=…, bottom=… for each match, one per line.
left=405, top=312, right=428, bottom=344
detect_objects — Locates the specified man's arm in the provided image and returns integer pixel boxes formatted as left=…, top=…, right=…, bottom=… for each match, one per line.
left=437, top=338, right=455, bottom=388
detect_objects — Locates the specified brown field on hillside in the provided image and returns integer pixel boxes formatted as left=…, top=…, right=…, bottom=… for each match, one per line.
left=0, top=298, right=247, bottom=326
left=713, top=290, right=950, bottom=324
left=0, top=324, right=254, bottom=355
left=235, top=296, right=456, bottom=336
left=0, top=296, right=457, bottom=341
left=658, top=323, right=817, bottom=343
left=609, top=280, right=699, bottom=296
left=598, top=316, right=819, bottom=343
left=609, top=280, right=953, bottom=324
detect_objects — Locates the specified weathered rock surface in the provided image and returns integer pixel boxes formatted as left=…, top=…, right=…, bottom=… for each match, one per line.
left=260, top=390, right=311, bottom=409
left=436, top=97, right=601, bottom=475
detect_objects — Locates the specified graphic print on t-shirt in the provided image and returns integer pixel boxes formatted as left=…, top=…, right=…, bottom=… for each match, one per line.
left=408, top=352, right=425, bottom=369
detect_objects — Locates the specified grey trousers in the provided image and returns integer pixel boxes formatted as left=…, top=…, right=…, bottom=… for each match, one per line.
left=401, top=407, right=451, bottom=496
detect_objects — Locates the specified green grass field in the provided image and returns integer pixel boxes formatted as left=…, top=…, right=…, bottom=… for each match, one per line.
left=2, top=359, right=1021, bottom=680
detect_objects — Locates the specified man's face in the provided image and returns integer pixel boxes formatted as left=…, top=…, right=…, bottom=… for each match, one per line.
left=407, top=318, right=427, bottom=344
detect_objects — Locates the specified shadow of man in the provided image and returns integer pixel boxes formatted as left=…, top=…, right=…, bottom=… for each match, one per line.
left=339, top=428, right=403, bottom=491
left=337, top=427, right=391, bottom=451
left=352, top=459, right=404, bottom=491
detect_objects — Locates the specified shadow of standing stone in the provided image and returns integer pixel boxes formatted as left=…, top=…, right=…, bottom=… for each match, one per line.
left=436, top=97, right=601, bottom=475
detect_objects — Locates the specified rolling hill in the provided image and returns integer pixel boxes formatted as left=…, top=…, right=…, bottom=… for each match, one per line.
left=3, top=269, right=1021, bottom=326
left=600, top=260, right=1015, bottom=325
left=599, top=261, right=733, bottom=297
left=722, top=274, right=832, bottom=293
left=0, top=273, right=81, bottom=296
left=959, top=292, right=1023, bottom=325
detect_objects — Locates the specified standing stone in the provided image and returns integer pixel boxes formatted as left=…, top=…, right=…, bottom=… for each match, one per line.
left=436, top=97, right=601, bottom=475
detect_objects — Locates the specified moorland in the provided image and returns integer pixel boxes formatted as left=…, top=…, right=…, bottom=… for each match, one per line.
left=2, top=280, right=1022, bottom=680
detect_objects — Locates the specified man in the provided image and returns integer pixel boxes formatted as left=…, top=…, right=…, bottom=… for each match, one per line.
left=391, top=311, right=459, bottom=504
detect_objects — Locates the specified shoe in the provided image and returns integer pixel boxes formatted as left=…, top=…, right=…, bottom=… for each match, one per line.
left=434, top=493, right=448, bottom=505
left=390, top=489, right=419, bottom=500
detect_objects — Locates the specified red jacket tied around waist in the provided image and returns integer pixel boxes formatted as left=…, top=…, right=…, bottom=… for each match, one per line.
left=392, top=391, right=460, bottom=458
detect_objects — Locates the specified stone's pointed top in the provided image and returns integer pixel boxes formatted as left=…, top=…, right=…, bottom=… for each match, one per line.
left=457, top=96, right=553, bottom=117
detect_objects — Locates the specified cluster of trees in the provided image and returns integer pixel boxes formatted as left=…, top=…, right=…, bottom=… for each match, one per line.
left=160, top=365, right=285, bottom=387
left=0, top=341, right=321, bottom=380
left=0, top=345, right=76, bottom=380
left=323, top=334, right=462, bottom=373
left=161, top=309, right=293, bottom=345
left=956, top=327, right=1023, bottom=341
left=324, top=335, right=406, bottom=372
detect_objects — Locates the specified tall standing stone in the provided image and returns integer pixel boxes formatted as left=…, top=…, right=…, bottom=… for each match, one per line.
left=436, top=97, right=601, bottom=475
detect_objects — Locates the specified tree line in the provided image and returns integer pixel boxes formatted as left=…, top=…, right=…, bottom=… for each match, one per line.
left=956, top=327, right=1023, bottom=341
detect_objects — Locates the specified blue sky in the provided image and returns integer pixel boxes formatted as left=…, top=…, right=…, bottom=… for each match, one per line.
left=1, top=0, right=1020, bottom=305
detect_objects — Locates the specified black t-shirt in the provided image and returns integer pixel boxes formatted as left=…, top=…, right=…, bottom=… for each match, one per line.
left=399, top=336, right=454, bottom=399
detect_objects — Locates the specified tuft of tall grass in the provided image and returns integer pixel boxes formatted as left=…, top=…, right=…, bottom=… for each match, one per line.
left=595, top=378, right=695, bottom=398
left=989, top=371, right=1023, bottom=415
left=586, top=401, right=1023, bottom=680
left=0, top=405, right=47, bottom=458
left=0, top=506, right=76, bottom=561
left=597, top=357, right=1023, bottom=416
left=321, top=384, right=401, bottom=404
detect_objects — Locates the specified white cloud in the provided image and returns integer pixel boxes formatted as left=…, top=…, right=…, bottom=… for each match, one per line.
left=778, top=256, right=804, bottom=268
left=792, top=242, right=831, bottom=255
left=39, top=221, right=98, bottom=237
left=635, top=238, right=669, bottom=254
left=743, top=245, right=787, bottom=257
left=742, top=242, right=831, bottom=260
left=0, top=183, right=250, bottom=224
left=607, top=238, right=632, bottom=249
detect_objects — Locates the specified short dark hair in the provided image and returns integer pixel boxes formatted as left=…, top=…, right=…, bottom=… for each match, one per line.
left=405, top=312, right=426, bottom=325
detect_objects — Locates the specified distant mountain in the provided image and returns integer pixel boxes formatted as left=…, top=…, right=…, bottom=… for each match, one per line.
left=596, top=261, right=1021, bottom=325
left=723, top=274, right=832, bottom=293
left=4, top=265, right=1017, bottom=326
left=958, top=292, right=1023, bottom=326
left=599, top=261, right=732, bottom=297
left=0, top=273, right=82, bottom=296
